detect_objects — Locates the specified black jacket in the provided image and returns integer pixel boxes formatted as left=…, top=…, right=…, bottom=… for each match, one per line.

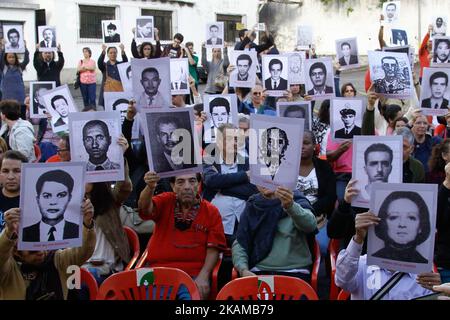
left=311, top=157, right=337, bottom=219
left=22, top=221, right=79, bottom=242
left=33, top=51, right=65, bottom=86
left=436, top=184, right=450, bottom=269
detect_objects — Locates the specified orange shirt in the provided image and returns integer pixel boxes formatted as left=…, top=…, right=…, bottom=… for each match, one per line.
left=139, top=192, right=226, bottom=277
left=419, top=32, right=431, bottom=78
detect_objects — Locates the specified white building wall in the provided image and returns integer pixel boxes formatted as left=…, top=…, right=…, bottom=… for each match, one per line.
left=9, top=0, right=258, bottom=84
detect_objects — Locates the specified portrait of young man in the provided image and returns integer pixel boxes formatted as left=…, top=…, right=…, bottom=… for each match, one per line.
left=334, top=107, right=362, bottom=139
left=433, top=38, right=450, bottom=64
left=22, top=170, right=79, bottom=242
left=264, top=58, right=288, bottom=91
left=4, top=26, right=24, bottom=52
left=421, top=71, right=449, bottom=110
left=30, top=82, right=55, bottom=117
left=259, top=126, right=290, bottom=181
left=137, top=67, right=170, bottom=108
left=372, top=55, right=410, bottom=95
left=278, top=102, right=311, bottom=130
left=136, top=17, right=154, bottom=40
left=384, top=1, right=399, bottom=24
left=49, top=95, right=70, bottom=128
left=82, top=120, right=120, bottom=171
left=338, top=41, right=358, bottom=66
left=307, top=61, right=334, bottom=96
left=236, top=54, right=252, bottom=82
left=206, top=24, right=223, bottom=46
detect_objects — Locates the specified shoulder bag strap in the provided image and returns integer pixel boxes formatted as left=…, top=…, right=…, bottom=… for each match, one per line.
left=369, top=272, right=406, bottom=300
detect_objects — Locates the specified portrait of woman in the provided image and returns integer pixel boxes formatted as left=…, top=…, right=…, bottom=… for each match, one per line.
left=373, top=191, right=431, bottom=264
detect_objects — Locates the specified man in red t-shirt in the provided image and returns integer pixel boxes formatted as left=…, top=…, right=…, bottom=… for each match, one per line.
left=138, top=171, right=226, bottom=299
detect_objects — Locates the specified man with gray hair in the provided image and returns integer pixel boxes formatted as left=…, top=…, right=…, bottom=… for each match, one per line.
left=395, top=127, right=425, bottom=183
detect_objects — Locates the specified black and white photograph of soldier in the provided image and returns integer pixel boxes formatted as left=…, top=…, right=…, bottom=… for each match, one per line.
left=391, top=29, right=408, bottom=46
left=206, top=22, right=224, bottom=48
left=170, top=58, right=190, bottom=95
left=368, top=51, right=413, bottom=99
left=249, top=114, right=304, bottom=191
left=432, top=16, right=447, bottom=37
left=38, top=26, right=57, bottom=52
left=336, top=38, right=359, bottom=69
left=304, top=58, right=335, bottom=99
left=102, top=20, right=121, bottom=44
left=18, top=162, right=86, bottom=251
left=367, top=183, right=438, bottom=274
left=262, top=55, right=289, bottom=96
left=229, top=50, right=258, bottom=88
left=135, top=16, right=154, bottom=42
left=132, top=58, right=171, bottom=110
left=140, top=108, right=201, bottom=178
left=68, top=111, right=124, bottom=183
left=3, top=24, right=25, bottom=53
left=29, top=81, right=56, bottom=118
left=41, top=85, right=77, bottom=133
left=331, top=98, right=363, bottom=141
left=287, top=51, right=306, bottom=85
left=432, top=37, right=450, bottom=66
left=351, top=136, right=403, bottom=208
left=277, top=101, right=311, bottom=130
left=204, top=94, right=238, bottom=143
left=420, top=68, right=450, bottom=116
left=383, top=1, right=400, bottom=24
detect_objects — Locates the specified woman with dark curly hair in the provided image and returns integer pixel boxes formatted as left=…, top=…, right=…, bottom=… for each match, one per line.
left=427, top=139, right=450, bottom=184
left=373, top=191, right=431, bottom=264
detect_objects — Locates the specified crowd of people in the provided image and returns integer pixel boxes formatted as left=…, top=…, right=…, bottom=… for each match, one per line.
left=1, top=11, right=450, bottom=302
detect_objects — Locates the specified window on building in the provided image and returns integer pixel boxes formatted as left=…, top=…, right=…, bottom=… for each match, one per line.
left=141, top=9, right=172, bottom=41
left=216, top=14, right=242, bottom=43
left=79, top=5, right=115, bottom=39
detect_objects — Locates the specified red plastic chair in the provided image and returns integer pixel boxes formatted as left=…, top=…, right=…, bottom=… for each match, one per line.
left=230, top=237, right=321, bottom=292
left=96, top=267, right=201, bottom=300
left=216, top=275, right=319, bottom=300
left=123, top=226, right=140, bottom=270
left=80, top=268, right=98, bottom=300
left=328, top=238, right=342, bottom=300
left=135, top=247, right=221, bottom=300
left=33, top=144, right=41, bottom=163
left=337, top=290, right=351, bottom=300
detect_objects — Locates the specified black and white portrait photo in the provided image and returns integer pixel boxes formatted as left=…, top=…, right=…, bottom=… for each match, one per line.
left=102, top=20, right=121, bottom=44
left=132, top=57, right=171, bottom=110
left=41, top=84, right=77, bottom=133
left=104, top=92, right=141, bottom=140
left=351, top=136, right=403, bottom=208
left=249, top=114, right=305, bottom=191
left=331, top=98, right=364, bottom=142
left=383, top=45, right=415, bottom=68
left=140, top=108, right=201, bottom=178
left=432, top=16, right=447, bottom=37
left=420, top=67, right=450, bottom=116
left=277, top=101, right=311, bottom=130
left=304, top=58, right=335, bottom=99
left=262, top=55, right=289, bottom=97
left=335, top=38, right=359, bottom=70
left=297, top=25, right=313, bottom=50
left=170, top=58, right=190, bottom=95
left=368, top=50, right=413, bottom=99
left=367, top=183, right=438, bottom=274
left=3, top=24, right=25, bottom=53
left=38, top=26, right=57, bottom=52
left=391, top=29, right=408, bottom=46
left=68, top=111, right=124, bottom=183
left=204, top=94, right=238, bottom=143
left=287, top=51, right=306, bottom=85
left=29, top=81, right=56, bottom=119
left=18, top=162, right=86, bottom=251
left=229, top=50, right=258, bottom=88
left=118, top=62, right=133, bottom=94
left=205, top=22, right=224, bottom=49
left=383, top=1, right=400, bottom=24
left=136, top=16, right=154, bottom=42
left=431, top=36, right=450, bottom=67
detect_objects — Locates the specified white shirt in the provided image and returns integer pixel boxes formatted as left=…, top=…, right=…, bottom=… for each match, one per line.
left=137, top=91, right=169, bottom=109
left=335, top=239, right=434, bottom=300
left=296, top=169, right=319, bottom=205
left=39, top=220, right=65, bottom=242
left=211, top=162, right=246, bottom=235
